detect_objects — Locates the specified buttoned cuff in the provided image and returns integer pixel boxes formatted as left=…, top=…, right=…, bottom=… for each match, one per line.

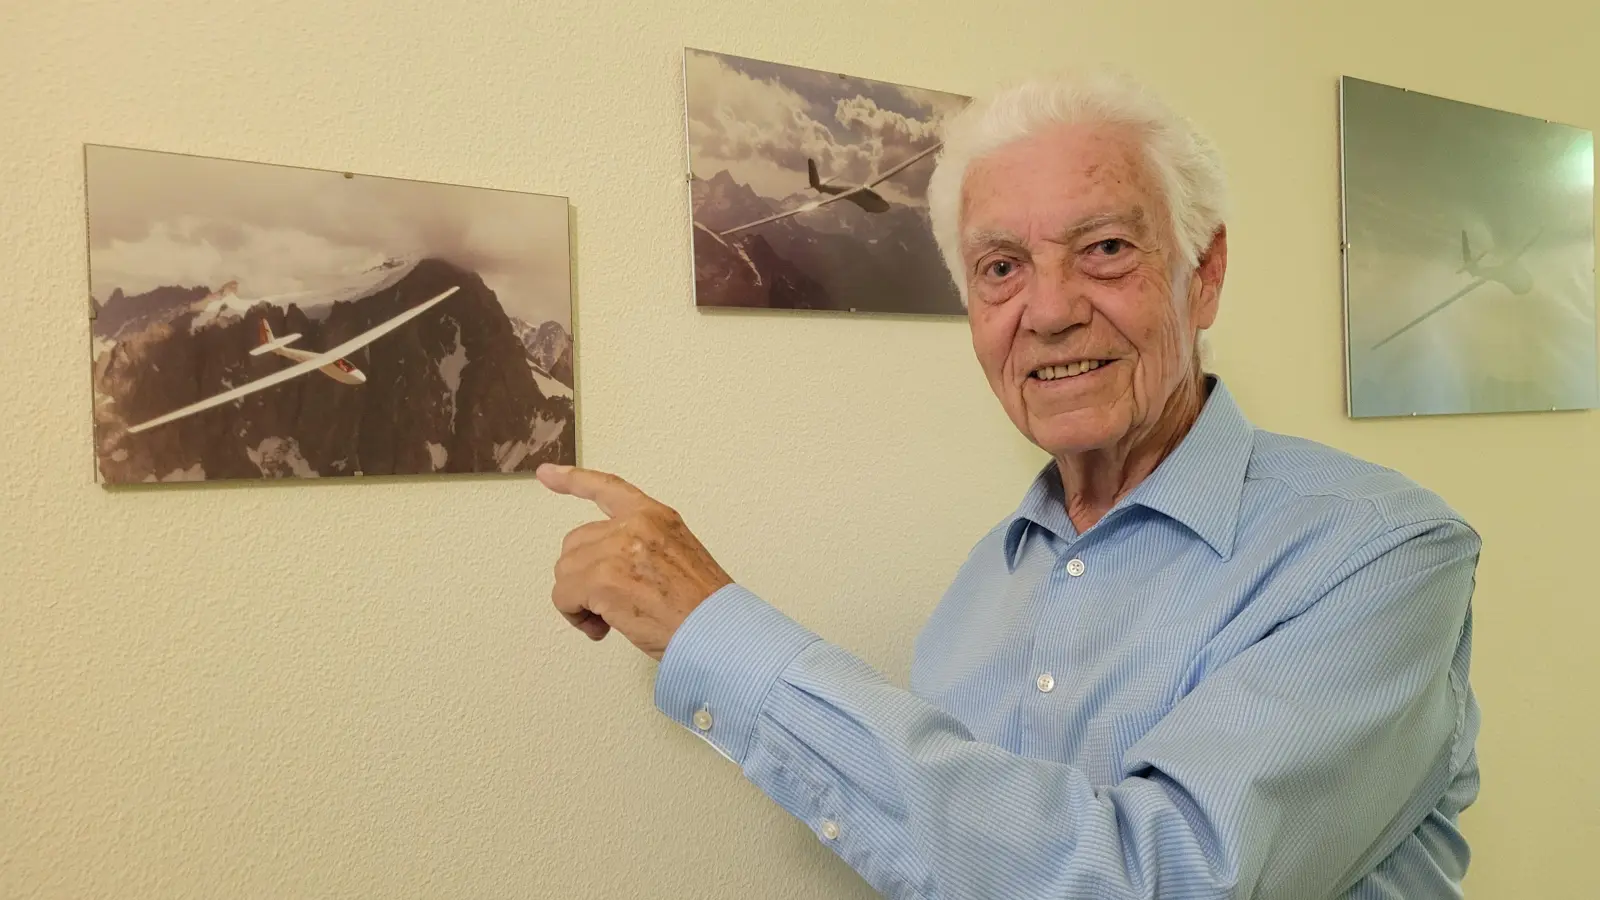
left=654, top=583, right=821, bottom=764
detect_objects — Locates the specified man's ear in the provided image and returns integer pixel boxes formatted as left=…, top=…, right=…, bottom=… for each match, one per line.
left=1188, top=225, right=1227, bottom=330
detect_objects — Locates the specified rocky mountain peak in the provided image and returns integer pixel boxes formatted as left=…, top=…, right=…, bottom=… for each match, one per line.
left=91, top=256, right=575, bottom=484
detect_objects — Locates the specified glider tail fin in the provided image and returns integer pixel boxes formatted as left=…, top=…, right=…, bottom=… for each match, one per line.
left=250, top=319, right=303, bottom=356
left=1459, top=230, right=1474, bottom=274
left=807, top=158, right=822, bottom=190
left=250, top=319, right=275, bottom=355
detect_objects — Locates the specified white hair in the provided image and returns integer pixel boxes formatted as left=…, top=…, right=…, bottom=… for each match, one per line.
left=925, top=68, right=1229, bottom=362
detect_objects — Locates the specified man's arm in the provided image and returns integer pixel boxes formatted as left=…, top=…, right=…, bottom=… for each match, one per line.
left=654, top=516, right=1480, bottom=900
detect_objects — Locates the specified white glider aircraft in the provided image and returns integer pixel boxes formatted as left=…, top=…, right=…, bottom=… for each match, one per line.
left=713, top=142, right=941, bottom=239
left=125, top=285, right=460, bottom=434
left=1371, top=228, right=1542, bottom=350
left=692, top=143, right=943, bottom=287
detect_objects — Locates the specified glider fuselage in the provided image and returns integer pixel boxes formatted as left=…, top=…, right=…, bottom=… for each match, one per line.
left=266, top=343, right=367, bottom=385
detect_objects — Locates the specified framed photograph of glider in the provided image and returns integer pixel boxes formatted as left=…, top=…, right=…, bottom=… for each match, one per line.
left=85, top=144, right=576, bottom=485
left=683, top=47, right=970, bottom=315
left=1338, top=76, right=1597, bottom=418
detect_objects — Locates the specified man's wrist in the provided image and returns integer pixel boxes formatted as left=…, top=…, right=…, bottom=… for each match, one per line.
left=654, top=583, right=822, bottom=764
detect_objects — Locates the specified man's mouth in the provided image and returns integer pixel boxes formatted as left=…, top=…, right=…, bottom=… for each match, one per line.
left=1030, top=359, right=1111, bottom=381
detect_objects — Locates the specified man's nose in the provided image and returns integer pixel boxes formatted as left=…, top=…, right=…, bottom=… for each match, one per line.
left=1020, top=265, right=1092, bottom=337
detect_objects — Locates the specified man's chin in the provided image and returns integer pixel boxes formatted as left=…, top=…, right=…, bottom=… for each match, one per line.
left=1025, top=413, right=1125, bottom=459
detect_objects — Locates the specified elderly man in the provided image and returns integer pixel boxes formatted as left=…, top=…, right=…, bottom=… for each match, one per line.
left=536, top=69, right=1481, bottom=900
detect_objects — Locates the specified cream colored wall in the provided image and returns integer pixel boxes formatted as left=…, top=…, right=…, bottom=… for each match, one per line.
left=3, top=1, right=1595, bottom=897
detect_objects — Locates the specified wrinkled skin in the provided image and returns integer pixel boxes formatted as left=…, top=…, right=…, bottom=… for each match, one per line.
left=958, top=121, right=1227, bottom=531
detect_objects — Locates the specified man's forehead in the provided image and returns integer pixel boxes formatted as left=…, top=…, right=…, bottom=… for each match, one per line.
left=970, top=120, right=1147, bottom=181
left=958, top=128, right=1161, bottom=247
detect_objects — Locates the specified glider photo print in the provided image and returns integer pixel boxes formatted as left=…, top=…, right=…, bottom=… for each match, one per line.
left=1339, top=76, right=1597, bottom=418
left=84, top=145, right=577, bottom=486
left=684, top=48, right=970, bottom=315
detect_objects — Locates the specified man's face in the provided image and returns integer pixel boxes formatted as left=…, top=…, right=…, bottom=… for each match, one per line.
left=958, top=122, right=1224, bottom=459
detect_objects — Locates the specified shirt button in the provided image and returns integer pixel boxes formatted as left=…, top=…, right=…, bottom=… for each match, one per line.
left=1066, top=558, right=1085, bottom=577
left=1036, top=673, right=1055, bottom=693
left=820, top=820, right=840, bottom=840
left=692, top=708, right=713, bottom=732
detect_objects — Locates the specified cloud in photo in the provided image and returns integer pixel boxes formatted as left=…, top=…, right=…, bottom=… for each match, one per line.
left=86, top=146, right=573, bottom=327
left=684, top=49, right=968, bottom=205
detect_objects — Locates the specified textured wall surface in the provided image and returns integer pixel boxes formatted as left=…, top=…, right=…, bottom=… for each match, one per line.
left=3, top=1, right=1597, bottom=897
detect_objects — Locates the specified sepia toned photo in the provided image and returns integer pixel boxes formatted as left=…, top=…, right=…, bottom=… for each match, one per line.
left=684, top=48, right=969, bottom=315
left=1340, top=76, right=1597, bottom=418
left=85, top=145, right=576, bottom=485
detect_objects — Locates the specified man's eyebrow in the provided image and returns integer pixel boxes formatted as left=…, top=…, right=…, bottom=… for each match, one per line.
left=961, top=209, right=1151, bottom=256
left=961, top=228, right=1027, bottom=253
left=1052, top=209, right=1148, bottom=244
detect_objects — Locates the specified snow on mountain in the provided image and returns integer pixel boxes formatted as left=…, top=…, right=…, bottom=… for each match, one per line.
left=436, top=315, right=469, bottom=423
left=531, top=411, right=565, bottom=447
left=189, top=280, right=251, bottom=332
left=425, top=442, right=448, bottom=471
left=247, top=436, right=317, bottom=478
left=508, top=315, right=574, bottom=389
left=493, top=411, right=568, bottom=473
left=186, top=257, right=422, bottom=334
left=142, top=463, right=205, bottom=483
left=508, top=316, right=567, bottom=366
left=529, top=365, right=572, bottom=400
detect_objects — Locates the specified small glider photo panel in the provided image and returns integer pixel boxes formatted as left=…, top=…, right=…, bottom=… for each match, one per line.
left=84, top=145, right=576, bottom=485
left=1339, top=76, right=1598, bottom=418
left=683, top=48, right=970, bottom=315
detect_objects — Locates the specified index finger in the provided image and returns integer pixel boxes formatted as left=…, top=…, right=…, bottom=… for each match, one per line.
left=535, top=464, right=652, bottom=518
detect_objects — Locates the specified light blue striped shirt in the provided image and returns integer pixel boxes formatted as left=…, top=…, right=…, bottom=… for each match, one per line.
left=655, top=376, right=1482, bottom=899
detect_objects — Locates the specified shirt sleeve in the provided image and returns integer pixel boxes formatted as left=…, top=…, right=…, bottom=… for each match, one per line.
left=653, top=517, right=1480, bottom=900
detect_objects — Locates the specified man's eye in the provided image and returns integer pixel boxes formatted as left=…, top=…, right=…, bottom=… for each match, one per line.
left=1092, top=239, right=1127, bottom=255
left=985, top=260, right=1017, bottom=278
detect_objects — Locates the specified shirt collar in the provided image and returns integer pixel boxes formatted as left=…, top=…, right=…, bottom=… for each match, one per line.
left=1002, top=375, right=1255, bottom=568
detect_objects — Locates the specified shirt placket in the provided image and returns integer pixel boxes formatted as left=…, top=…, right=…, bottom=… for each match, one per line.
left=1020, top=530, right=1096, bottom=759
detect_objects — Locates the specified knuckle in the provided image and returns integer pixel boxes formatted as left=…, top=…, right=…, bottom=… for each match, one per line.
left=560, top=525, right=591, bottom=554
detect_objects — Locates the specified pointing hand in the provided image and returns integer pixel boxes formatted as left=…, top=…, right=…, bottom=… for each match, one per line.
left=535, top=464, right=733, bottom=660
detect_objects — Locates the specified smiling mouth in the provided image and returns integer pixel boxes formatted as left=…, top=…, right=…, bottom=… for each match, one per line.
left=1030, top=359, right=1112, bottom=381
